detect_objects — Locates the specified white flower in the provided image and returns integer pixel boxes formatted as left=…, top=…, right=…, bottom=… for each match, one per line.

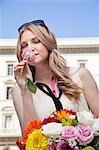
left=42, top=122, right=62, bottom=138
left=92, top=118, right=99, bottom=136
left=77, top=111, right=94, bottom=126
left=69, top=115, right=76, bottom=119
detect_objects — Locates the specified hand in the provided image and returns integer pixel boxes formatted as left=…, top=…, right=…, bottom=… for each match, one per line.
left=14, top=59, right=33, bottom=89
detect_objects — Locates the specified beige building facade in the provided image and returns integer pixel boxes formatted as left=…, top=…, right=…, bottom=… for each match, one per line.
left=0, top=37, right=99, bottom=149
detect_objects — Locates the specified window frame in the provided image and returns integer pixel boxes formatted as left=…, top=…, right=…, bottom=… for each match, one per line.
left=77, top=59, right=88, bottom=68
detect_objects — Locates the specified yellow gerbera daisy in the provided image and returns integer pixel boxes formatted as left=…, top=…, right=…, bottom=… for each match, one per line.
left=26, top=129, right=48, bottom=150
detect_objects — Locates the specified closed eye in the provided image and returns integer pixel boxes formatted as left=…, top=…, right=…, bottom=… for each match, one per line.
left=32, top=38, right=40, bottom=44
left=21, top=42, right=28, bottom=49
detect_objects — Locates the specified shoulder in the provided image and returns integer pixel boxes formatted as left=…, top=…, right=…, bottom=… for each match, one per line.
left=78, top=67, right=91, bottom=79
left=78, top=67, right=93, bottom=83
left=66, top=66, right=93, bottom=83
left=67, top=66, right=91, bottom=81
left=69, top=67, right=89, bottom=74
left=68, top=67, right=93, bottom=87
left=77, top=67, right=98, bottom=89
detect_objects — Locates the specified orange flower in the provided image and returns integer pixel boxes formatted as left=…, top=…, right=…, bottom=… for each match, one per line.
left=23, top=120, right=42, bottom=143
left=54, top=109, right=72, bottom=122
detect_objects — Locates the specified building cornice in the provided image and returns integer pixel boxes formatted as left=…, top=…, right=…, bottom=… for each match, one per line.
left=0, top=39, right=17, bottom=49
left=57, top=37, right=99, bottom=48
left=0, top=37, right=99, bottom=52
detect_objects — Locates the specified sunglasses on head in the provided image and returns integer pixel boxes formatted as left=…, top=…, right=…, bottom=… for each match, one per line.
left=18, top=19, right=48, bottom=32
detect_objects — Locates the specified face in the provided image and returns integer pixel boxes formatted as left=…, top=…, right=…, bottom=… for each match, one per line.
left=20, top=29, right=49, bottom=66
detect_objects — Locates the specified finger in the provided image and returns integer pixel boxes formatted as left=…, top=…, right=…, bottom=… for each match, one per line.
left=24, top=61, right=31, bottom=73
left=21, top=59, right=28, bottom=63
left=14, top=64, right=23, bottom=70
left=14, top=60, right=28, bottom=69
left=20, top=60, right=28, bottom=74
left=14, top=66, right=24, bottom=72
left=20, top=67, right=24, bottom=75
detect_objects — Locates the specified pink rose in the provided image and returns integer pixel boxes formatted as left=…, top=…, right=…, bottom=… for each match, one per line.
left=21, top=48, right=31, bottom=59
left=77, top=125, right=94, bottom=145
left=21, top=48, right=35, bottom=65
left=61, top=126, right=78, bottom=140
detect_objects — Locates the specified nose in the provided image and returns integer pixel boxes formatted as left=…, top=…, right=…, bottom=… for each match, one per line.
left=27, top=43, right=35, bottom=51
left=27, top=42, right=31, bottom=49
left=26, top=41, right=37, bottom=54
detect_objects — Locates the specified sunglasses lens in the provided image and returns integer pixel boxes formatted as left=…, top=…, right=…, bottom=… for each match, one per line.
left=32, top=20, right=45, bottom=25
left=18, top=23, right=29, bottom=32
left=18, top=20, right=46, bottom=32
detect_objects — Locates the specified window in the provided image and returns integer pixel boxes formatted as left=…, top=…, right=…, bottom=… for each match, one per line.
left=7, top=64, right=14, bottom=76
left=2, top=107, right=15, bottom=130
left=79, top=62, right=86, bottom=68
left=77, top=60, right=88, bottom=68
left=6, top=86, right=12, bottom=99
left=2, top=114, right=12, bottom=129
left=4, top=115, right=12, bottom=129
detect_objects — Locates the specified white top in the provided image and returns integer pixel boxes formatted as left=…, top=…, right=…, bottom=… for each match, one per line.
left=32, top=68, right=90, bottom=119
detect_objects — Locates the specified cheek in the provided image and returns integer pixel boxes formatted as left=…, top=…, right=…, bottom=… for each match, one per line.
left=39, top=45, right=49, bottom=57
left=42, top=49, right=49, bottom=58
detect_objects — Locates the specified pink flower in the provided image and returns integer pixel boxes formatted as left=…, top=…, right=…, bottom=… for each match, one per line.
left=68, top=139, right=77, bottom=148
left=77, top=125, right=94, bottom=145
left=61, top=126, right=78, bottom=140
left=21, top=48, right=31, bottom=59
left=57, top=139, right=69, bottom=150
left=21, top=48, right=35, bottom=65
left=48, top=144, right=57, bottom=150
left=72, top=146, right=80, bottom=150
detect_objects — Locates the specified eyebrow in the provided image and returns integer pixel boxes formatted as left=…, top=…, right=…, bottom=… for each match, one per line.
left=21, top=37, right=39, bottom=44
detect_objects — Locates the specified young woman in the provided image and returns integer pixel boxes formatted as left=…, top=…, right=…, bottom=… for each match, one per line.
left=13, top=20, right=99, bottom=132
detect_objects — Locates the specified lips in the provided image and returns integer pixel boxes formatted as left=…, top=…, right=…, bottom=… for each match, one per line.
left=35, top=53, right=38, bottom=55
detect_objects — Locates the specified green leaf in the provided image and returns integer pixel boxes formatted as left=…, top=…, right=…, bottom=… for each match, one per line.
left=66, top=118, right=73, bottom=126
left=90, top=136, right=99, bottom=150
left=62, top=118, right=73, bottom=126
left=62, top=118, right=67, bottom=126
left=72, top=119, right=77, bottom=126
left=25, top=78, right=37, bottom=94
left=80, top=146, right=83, bottom=150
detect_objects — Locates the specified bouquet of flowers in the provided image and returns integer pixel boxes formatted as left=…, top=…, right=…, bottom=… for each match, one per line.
left=16, top=109, right=99, bottom=150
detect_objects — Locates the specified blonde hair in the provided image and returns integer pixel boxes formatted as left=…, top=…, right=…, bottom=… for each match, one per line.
left=17, top=23, right=82, bottom=101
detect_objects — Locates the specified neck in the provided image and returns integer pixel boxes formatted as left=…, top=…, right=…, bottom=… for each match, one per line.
left=34, top=62, right=55, bottom=84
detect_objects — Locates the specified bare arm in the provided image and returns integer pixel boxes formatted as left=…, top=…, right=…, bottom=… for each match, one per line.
left=13, top=60, right=38, bottom=131
left=12, top=86, right=23, bottom=131
left=12, top=85, right=39, bottom=132
left=78, top=67, right=99, bottom=117
left=21, top=88, right=39, bottom=129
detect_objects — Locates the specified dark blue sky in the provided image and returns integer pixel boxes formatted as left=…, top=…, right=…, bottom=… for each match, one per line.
left=0, top=0, right=99, bottom=38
